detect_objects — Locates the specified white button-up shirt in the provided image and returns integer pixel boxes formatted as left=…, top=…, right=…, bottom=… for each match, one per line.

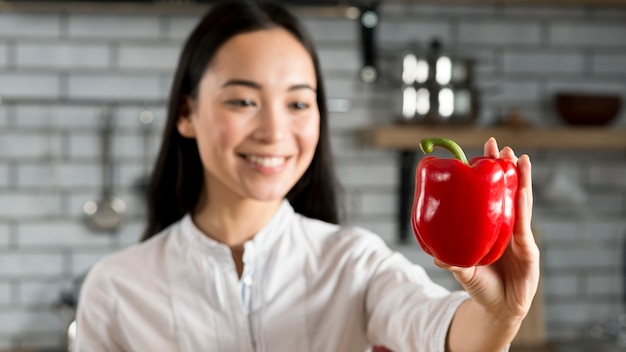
left=74, top=200, right=469, bottom=352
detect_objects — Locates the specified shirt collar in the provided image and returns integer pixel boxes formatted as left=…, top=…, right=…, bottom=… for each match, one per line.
left=179, top=199, right=295, bottom=254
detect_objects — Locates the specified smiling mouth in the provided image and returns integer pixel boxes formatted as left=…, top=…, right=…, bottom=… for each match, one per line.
left=244, top=155, right=288, bottom=168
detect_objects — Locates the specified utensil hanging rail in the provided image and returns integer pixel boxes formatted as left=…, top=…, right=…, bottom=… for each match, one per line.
left=0, top=97, right=168, bottom=107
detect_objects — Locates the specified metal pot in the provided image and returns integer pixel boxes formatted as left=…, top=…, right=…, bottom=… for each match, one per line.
left=395, top=84, right=478, bottom=123
left=390, top=39, right=479, bottom=124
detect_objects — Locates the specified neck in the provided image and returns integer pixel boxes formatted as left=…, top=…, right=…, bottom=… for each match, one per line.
left=192, top=192, right=283, bottom=249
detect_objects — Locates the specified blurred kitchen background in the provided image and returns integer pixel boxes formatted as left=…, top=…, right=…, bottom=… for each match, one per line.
left=0, top=0, right=625, bottom=351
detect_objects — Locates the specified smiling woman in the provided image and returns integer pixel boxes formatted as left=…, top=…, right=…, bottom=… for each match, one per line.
left=175, top=27, right=321, bottom=273
left=72, top=1, right=539, bottom=352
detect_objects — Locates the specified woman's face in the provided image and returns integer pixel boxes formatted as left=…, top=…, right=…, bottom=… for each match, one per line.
left=179, top=28, right=319, bottom=205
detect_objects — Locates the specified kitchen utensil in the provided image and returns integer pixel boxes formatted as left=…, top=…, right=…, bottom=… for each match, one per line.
left=358, top=4, right=379, bottom=83
left=555, top=92, right=622, bottom=126
left=39, top=105, right=62, bottom=193
left=133, top=109, right=154, bottom=201
left=83, top=107, right=127, bottom=233
left=55, top=271, right=87, bottom=351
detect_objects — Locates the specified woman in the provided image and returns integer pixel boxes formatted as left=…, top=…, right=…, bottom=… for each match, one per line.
left=74, top=1, right=539, bottom=351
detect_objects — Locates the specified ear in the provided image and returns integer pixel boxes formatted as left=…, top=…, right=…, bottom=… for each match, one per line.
left=177, top=96, right=197, bottom=138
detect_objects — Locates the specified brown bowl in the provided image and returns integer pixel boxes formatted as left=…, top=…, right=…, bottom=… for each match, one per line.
left=555, top=93, right=622, bottom=126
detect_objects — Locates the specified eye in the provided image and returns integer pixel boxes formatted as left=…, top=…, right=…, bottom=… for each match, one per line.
left=226, top=99, right=256, bottom=107
left=289, top=101, right=310, bottom=110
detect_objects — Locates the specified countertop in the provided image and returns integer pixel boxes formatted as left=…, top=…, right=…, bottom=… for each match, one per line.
left=3, top=340, right=624, bottom=352
left=512, top=341, right=626, bottom=352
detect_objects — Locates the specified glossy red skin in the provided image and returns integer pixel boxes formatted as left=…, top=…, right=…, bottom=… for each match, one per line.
left=473, top=157, right=519, bottom=265
left=411, top=156, right=518, bottom=267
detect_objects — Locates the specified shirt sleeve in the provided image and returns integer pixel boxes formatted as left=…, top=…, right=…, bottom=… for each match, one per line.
left=73, top=261, right=126, bottom=352
left=364, top=250, right=470, bottom=352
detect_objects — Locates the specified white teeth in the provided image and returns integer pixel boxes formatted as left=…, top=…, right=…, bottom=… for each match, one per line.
left=246, top=155, right=286, bottom=167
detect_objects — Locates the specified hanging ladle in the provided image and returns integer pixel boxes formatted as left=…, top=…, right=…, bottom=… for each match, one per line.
left=133, top=109, right=154, bottom=202
left=83, top=107, right=127, bottom=233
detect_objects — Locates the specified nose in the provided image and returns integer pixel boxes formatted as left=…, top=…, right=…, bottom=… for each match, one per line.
left=252, top=105, right=287, bottom=143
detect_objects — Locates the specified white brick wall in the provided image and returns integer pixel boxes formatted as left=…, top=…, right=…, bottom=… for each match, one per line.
left=302, top=18, right=357, bottom=43
left=17, top=221, right=114, bottom=248
left=67, top=74, right=162, bottom=100
left=165, top=15, right=201, bottom=40
left=67, top=14, right=161, bottom=40
left=586, top=273, right=622, bottom=296
left=458, top=21, right=542, bottom=45
left=0, top=252, right=64, bottom=277
left=19, top=280, right=70, bottom=306
left=0, top=132, right=49, bottom=159
left=0, top=73, right=60, bottom=99
left=0, top=309, right=64, bottom=335
left=544, top=247, right=618, bottom=270
left=543, top=273, right=579, bottom=297
left=0, top=282, right=11, bottom=305
left=378, top=20, right=451, bottom=45
left=503, top=5, right=585, bottom=17
left=593, top=53, right=626, bottom=75
left=0, top=163, right=8, bottom=188
left=318, top=47, right=360, bottom=73
left=550, top=23, right=626, bottom=47
left=0, top=193, right=63, bottom=218
left=13, top=105, right=102, bottom=127
left=16, top=43, right=110, bottom=69
left=0, top=42, right=7, bottom=68
left=503, top=51, right=585, bottom=74
left=0, top=13, right=60, bottom=38
left=117, top=44, right=182, bottom=70
left=546, top=301, right=620, bottom=326
left=0, top=106, right=7, bottom=126
left=0, top=2, right=625, bottom=349
left=71, top=251, right=116, bottom=276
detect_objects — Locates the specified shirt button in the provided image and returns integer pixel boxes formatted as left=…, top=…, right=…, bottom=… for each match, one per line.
left=243, top=276, right=253, bottom=286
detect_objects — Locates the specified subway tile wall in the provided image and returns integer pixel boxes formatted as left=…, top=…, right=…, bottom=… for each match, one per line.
left=1, top=3, right=626, bottom=349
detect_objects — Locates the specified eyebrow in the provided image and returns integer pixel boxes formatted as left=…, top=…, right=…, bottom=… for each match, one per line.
left=221, top=79, right=316, bottom=92
left=222, top=79, right=261, bottom=89
left=288, top=83, right=316, bottom=93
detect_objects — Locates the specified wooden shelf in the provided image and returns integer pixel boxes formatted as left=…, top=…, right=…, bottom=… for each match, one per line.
left=360, top=125, right=626, bottom=151
left=1, top=0, right=624, bottom=14
left=386, top=0, right=626, bottom=6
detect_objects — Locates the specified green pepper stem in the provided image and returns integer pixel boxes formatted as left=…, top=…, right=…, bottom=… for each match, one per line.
left=419, top=137, right=469, bottom=165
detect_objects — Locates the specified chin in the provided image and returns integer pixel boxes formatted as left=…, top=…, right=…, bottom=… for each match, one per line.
left=240, top=178, right=299, bottom=203
left=243, top=189, right=288, bottom=203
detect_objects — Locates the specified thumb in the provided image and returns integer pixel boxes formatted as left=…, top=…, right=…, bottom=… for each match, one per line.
left=434, top=259, right=478, bottom=286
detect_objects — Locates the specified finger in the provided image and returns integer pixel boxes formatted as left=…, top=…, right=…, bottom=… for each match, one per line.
left=513, top=188, right=535, bottom=249
left=499, top=146, right=518, bottom=164
left=517, top=154, right=533, bottom=217
left=434, top=258, right=476, bottom=284
left=484, top=137, right=499, bottom=158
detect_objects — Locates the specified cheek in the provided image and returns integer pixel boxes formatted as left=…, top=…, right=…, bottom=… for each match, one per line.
left=203, top=119, right=242, bottom=154
left=298, top=118, right=320, bottom=152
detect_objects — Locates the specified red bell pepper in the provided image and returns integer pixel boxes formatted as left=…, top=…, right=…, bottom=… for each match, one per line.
left=411, top=137, right=519, bottom=267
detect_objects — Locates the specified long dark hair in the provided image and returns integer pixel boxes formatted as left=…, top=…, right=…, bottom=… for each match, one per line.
left=141, top=0, right=341, bottom=241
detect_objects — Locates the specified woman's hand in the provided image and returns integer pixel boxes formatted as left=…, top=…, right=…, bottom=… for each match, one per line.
left=440, top=137, right=540, bottom=351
